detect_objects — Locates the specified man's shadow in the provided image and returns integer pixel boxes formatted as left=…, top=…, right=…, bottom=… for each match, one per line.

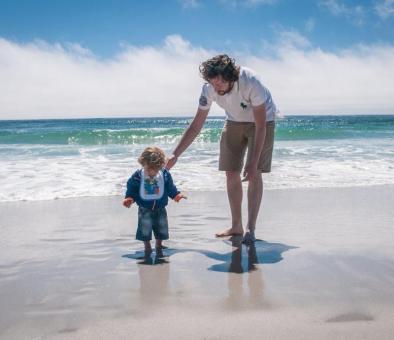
left=205, top=236, right=297, bottom=273
left=123, top=237, right=296, bottom=271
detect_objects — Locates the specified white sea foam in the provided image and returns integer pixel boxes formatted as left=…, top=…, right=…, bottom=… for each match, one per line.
left=0, top=139, right=393, bottom=202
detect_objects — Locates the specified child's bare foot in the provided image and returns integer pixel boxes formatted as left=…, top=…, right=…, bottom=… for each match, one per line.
left=143, top=250, right=152, bottom=261
left=156, top=247, right=164, bottom=258
left=155, top=240, right=165, bottom=258
left=155, top=239, right=163, bottom=249
left=144, top=241, right=152, bottom=253
left=215, top=227, right=244, bottom=237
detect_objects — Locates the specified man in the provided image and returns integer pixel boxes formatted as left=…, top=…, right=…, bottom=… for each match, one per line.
left=166, top=54, right=278, bottom=243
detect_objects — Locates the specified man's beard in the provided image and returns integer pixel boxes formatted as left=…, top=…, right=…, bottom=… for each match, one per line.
left=216, top=82, right=234, bottom=96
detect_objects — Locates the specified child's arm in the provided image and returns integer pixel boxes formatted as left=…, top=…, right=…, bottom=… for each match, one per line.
left=123, top=197, right=134, bottom=208
left=164, top=170, right=187, bottom=202
left=174, top=193, right=187, bottom=202
left=123, top=171, right=140, bottom=208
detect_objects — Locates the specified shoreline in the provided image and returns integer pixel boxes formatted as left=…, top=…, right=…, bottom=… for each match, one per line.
left=0, top=183, right=393, bottom=204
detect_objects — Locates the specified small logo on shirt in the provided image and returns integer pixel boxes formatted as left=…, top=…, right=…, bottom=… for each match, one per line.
left=199, top=95, right=208, bottom=106
left=144, top=178, right=160, bottom=195
left=240, top=102, right=248, bottom=110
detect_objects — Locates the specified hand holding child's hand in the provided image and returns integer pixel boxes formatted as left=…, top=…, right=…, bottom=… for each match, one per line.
left=123, top=197, right=134, bottom=208
left=165, top=154, right=178, bottom=170
left=174, top=193, right=187, bottom=203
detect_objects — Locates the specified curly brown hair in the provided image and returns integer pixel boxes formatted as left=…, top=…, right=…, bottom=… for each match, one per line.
left=138, top=146, right=166, bottom=170
left=199, top=54, right=240, bottom=82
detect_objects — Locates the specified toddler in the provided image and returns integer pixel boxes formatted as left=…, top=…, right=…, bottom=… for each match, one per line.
left=123, top=146, right=186, bottom=254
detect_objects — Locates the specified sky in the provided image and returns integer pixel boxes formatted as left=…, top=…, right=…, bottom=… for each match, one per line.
left=0, top=0, right=394, bottom=119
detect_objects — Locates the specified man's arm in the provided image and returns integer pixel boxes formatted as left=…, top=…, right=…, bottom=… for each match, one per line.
left=242, top=104, right=267, bottom=181
left=166, top=108, right=209, bottom=169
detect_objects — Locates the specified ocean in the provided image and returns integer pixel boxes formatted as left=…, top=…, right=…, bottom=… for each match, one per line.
left=0, top=115, right=393, bottom=202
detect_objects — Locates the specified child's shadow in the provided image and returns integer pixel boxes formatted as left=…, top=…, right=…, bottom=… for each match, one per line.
left=123, top=248, right=173, bottom=265
left=123, top=237, right=296, bottom=271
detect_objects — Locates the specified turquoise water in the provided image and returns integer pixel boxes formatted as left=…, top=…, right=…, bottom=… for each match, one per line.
left=0, top=115, right=393, bottom=145
left=0, top=115, right=393, bottom=201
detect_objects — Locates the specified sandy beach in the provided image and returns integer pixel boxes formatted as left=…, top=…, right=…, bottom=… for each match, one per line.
left=1, top=185, right=394, bottom=339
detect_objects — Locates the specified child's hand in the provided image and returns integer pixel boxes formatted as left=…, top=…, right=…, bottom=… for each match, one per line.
left=123, top=197, right=134, bottom=208
left=174, top=193, right=187, bottom=202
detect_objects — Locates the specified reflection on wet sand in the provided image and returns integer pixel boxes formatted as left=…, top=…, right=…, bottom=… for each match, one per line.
left=123, top=238, right=295, bottom=270
left=123, top=250, right=171, bottom=313
left=225, top=236, right=266, bottom=309
left=123, top=238, right=296, bottom=310
left=203, top=236, right=295, bottom=308
left=138, top=254, right=170, bottom=308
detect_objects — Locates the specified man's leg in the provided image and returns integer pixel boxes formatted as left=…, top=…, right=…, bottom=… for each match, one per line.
left=244, top=172, right=263, bottom=243
left=215, top=171, right=244, bottom=237
left=243, top=121, right=275, bottom=243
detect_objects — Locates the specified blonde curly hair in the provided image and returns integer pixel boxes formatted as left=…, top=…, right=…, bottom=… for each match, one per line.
left=138, top=146, right=166, bottom=170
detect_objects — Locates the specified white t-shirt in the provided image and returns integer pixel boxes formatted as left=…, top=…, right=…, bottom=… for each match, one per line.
left=198, top=67, right=278, bottom=122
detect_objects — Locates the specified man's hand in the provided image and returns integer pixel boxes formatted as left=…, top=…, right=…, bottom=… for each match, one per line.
left=242, top=162, right=258, bottom=182
left=165, top=108, right=209, bottom=170
left=243, top=104, right=266, bottom=183
left=123, top=197, right=134, bottom=208
left=174, top=193, right=187, bottom=202
left=165, top=154, right=178, bottom=170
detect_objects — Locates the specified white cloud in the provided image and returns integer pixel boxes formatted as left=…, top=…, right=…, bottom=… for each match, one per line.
left=245, top=35, right=394, bottom=115
left=0, top=34, right=394, bottom=119
left=375, top=0, right=394, bottom=19
left=178, top=0, right=201, bottom=9
left=305, top=18, right=315, bottom=32
left=320, top=0, right=365, bottom=25
left=321, top=0, right=349, bottom=15
left=276, top=30, right=312, bottom=49
left=244, top=0, right=278, bottom=6
left=219, top=0, right=277, bottom=8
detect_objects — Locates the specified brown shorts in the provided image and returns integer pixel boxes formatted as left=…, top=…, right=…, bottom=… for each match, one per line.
left=219, top=120, right=275, bottom=173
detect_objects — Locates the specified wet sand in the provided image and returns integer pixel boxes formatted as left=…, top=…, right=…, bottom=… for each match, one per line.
left=0, top=186, right=394, bottom=339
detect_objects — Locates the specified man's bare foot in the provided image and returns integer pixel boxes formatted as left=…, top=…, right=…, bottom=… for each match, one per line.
left=215, top=227, right=244, bottom=237
left=242, top=230, right=256, bottom=244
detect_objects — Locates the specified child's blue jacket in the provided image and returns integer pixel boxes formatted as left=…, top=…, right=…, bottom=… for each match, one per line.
left=125, top=168, right=180, bottom=209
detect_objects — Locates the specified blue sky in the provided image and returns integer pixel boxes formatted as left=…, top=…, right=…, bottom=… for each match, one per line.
left=0, top=0, right=394, bottom=118
left=1, top=0, right=393, bottom=57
